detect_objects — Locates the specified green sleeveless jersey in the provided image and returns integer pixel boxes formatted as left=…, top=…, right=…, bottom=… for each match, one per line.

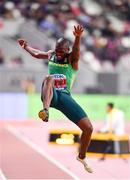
left=48, top=52, right=77, bottom=92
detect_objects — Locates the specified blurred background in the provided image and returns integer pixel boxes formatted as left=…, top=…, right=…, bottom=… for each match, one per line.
left=0, top=0, right=130, bottom=179
left=0, top=0, right=130, bottom=120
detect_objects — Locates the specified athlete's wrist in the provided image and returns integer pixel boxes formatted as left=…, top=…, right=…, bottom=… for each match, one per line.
left=74, top=35, right=81, bottom=40
left=23, top=44, right=27, bottom=49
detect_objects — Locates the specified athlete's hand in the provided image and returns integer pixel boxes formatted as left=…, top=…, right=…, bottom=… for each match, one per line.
left=73, top=25, right=84, bottom=37
left=18, top=39, right=28, bottom=49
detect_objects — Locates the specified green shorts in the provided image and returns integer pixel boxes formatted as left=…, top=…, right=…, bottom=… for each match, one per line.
left=50, top=89, right=88, bottom=124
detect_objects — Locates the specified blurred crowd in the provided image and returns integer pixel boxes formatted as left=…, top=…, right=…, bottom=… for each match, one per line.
left=0, top=0, right=130, bottom=71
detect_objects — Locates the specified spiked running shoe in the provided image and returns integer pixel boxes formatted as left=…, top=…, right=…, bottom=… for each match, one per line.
left=38, top=108, right=49, bottom=122
left=77, top=156, right=93, bottom=173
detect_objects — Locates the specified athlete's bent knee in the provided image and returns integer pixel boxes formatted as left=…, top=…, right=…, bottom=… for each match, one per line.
left=44, top=75, right=54, bottom=86
left=87, top=123, right=93, bottom=134
left=78, top=118, right=93, bottom=134
left=84, top=120, right=93, bottom=134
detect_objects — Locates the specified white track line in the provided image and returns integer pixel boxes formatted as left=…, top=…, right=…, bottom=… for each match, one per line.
left=6, top=125, right=79, bottom=180
left=0, top=169, right=7, bottom=180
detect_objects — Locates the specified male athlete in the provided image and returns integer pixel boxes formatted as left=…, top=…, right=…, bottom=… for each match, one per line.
left=18, top=24, right=93, bottom=173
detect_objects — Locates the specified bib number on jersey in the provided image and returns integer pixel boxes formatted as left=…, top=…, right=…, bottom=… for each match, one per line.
left=52, top=74, right=67, bottom=90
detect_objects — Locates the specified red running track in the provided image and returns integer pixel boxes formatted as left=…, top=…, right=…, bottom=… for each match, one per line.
left=0, top=120, right=130, bottom=180
left=0, top=122, right=77, bottom=180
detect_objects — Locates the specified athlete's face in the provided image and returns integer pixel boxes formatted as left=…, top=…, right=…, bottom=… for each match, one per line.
left=55, top=44, right=69, bottom=60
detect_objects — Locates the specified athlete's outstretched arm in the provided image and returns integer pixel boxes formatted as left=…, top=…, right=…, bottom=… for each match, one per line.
left=70, top=25, right=84, bottom=70
left=18, top=39, right=52, bottom=59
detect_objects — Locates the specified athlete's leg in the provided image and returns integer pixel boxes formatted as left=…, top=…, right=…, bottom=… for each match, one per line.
left=42, top=75, right=54, bottom=110
left=76, top=118, right=93, bottom=173
left=55, top=92, right=93, bottom=172
left=39, top=75, right=54, bottom=122
left=56, top=92, right=93, bottom=155
left=77, top=118, right=93, bottom=159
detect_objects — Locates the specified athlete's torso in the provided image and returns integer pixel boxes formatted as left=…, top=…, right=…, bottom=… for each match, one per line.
left=48, top=52, right=77, bottom=92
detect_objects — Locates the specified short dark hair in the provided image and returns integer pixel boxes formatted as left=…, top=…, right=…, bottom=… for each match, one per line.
left=107, top=103, right=114, bottom=108
left=56, top=38, right=70, bottom=49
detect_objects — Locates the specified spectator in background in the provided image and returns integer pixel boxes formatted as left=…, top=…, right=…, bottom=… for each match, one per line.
left=1, top=0, right=130, bottom=70
left=98, top=102, right=125, bottom=161
left=99, top=102, right=125, bottom=135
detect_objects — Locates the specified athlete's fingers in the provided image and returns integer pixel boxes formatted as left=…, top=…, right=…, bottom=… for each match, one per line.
left=18, top=39, right=27, bottom=48
left=74, top=25, right=84, bottom=32
left=18, top=39, right=24, bottom=46
left=78, top=25, right=84, bottom=31
left=74, top=26, right=76, bottom=31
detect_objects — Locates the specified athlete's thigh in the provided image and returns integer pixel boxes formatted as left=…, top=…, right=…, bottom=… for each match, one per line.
left=50, top=88, right=58, bottom=107
left=56, top=92, right=88, bottom=124
left=41, top=81, right=44, bottom=102
left=41, top=81, right=58, bottom=107
left=41, top=75, right=54, bottom=102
